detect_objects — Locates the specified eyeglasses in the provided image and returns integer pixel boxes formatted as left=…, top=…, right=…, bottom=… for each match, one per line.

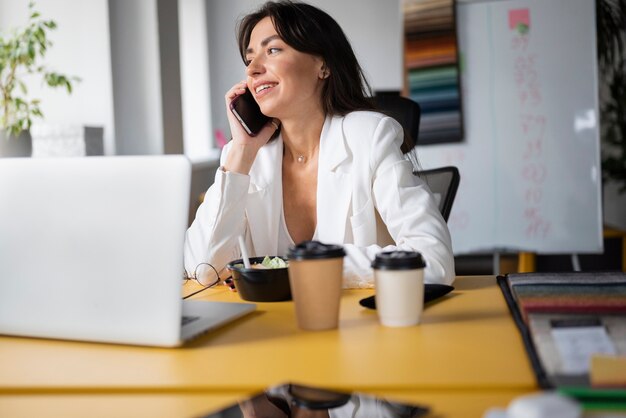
left=183, top=262, right=220, bottom=288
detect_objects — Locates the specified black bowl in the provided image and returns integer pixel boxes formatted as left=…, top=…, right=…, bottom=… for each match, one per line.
left=226, top=256, right=292, bottom=302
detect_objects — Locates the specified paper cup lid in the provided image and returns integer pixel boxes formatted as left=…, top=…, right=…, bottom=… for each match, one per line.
left=287, top=240, right=345, bottom=260
left=371, top=251, right=426, bottom=270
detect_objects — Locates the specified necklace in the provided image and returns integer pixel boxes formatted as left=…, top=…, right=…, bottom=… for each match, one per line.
left=296, top=155, right=306, bottom=163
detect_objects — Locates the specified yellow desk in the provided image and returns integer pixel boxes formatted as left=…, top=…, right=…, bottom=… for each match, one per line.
left=0, top=276, right=537, bottom=417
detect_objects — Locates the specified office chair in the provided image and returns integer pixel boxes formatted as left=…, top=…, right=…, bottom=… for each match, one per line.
left=414, top=166, right=460, bottom=222
left=372, top=95, right=458, bottom=221
left=372, top=94, right=421, bottom=144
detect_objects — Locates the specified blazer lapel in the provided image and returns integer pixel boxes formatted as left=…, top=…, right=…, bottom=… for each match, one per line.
left=246, top=138, right=283, bottom=256
left=316, top=115, right=352, bottom=244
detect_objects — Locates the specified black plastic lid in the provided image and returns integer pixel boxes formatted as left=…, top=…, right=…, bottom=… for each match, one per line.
left=287, top=240, right=345, bottom=260
left=371, top=251, right=426, bottom=270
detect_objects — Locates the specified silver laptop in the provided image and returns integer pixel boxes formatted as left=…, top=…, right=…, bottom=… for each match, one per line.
left=0, top=155, right=255, bottom=347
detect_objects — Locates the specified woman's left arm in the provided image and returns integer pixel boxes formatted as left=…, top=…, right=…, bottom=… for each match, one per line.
left=343, top=116, right=455, bottom=287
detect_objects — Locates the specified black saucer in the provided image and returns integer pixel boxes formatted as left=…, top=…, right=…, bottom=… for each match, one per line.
left=359, top=284, right=454, bottom=310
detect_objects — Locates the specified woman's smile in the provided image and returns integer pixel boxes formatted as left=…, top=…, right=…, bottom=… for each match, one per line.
left=253, top=82, right=278, bottom=99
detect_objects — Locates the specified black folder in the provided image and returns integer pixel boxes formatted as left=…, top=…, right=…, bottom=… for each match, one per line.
left=359, top=284, right=454, bottom=310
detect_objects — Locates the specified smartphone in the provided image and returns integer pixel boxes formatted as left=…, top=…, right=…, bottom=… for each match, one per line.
left=229, top=88, right=271, bottom=136
left=198, top=383, right=429, bottom=417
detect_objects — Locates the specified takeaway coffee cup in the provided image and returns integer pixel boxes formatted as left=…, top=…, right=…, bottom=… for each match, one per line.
left=372, top=251, right=426, bottom=327
left=287, top=241, right=346, bottom=331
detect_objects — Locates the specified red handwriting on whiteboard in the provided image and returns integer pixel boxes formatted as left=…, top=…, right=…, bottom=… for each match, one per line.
left=509, top=8, right=551, bottom=240
left=524, top=187, right=543, bottom=205
left=525, top=216, right=551, bottom=238
left=511, top=34, right=529, bottom=51
left=522, top=139, right=543, bottom=160
left=514, top=55, right=542, bottom=106
left=519, top=114, right=546, bottom=137
left=522, top=163, right=547, bottom=184
left=524, top=207, right=551, bottom=238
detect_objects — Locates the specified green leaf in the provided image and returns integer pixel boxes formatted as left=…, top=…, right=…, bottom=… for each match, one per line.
left=0, top=3, right=75, bottom=132
left=34, top=27, right=45, bottom=46
left=9, top=124, right=21, bottom=136
left=28, top=43, right=35, bottom=60
left=45, top=72, right=57, bottom=86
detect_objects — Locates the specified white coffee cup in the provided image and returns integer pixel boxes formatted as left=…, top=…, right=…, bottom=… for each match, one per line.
left=372, top=251, right=426, bottom=327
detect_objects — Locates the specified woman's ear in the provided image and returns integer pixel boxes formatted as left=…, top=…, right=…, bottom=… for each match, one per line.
left=319, top=63, right=330, bottom=79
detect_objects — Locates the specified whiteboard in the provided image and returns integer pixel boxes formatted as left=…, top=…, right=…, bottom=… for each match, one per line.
left=417, top=0, right=603, bottom=254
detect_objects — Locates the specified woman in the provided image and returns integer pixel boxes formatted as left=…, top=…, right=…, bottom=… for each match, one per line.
left=184, top=0, right=455, bottom=287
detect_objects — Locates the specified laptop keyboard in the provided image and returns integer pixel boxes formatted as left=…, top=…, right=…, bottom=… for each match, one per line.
left=181, top=315, right=200, bottom=326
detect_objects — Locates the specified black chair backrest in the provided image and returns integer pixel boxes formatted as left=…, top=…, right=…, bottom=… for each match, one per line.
left=414, top=166, right=460, bottom=222
left=372, top=95, right=421, bottom=144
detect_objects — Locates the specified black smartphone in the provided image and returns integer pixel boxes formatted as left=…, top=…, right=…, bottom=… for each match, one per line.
left=229, top=88, right=271, bottom=136
left=198, top=383, right=429, bottom=417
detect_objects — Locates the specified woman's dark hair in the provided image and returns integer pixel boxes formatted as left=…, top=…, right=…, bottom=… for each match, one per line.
left=237, top=0, right=416, bottom=154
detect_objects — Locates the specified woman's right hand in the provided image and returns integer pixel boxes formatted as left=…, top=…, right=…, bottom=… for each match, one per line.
left=223, top=80, right=280, bottom=175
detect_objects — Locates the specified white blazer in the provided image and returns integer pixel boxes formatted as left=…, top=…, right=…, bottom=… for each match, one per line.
left=184, top=111, right=455, bottom=287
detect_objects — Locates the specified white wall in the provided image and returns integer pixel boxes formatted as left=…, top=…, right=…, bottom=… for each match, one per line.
left=156, top=0, right=184, bottom=155
left=109, top=0, right=184, bottom=156
left=179, top=0, right=213, bottom=161
left=206, top=0, right=403, bottom=147
left=0, top=0, right=115, bottom=154
left=108, top=0, right=162, bottom=155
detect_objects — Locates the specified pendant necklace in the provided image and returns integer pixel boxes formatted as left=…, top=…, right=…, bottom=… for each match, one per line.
left=297, top=155, right=306, bottom=163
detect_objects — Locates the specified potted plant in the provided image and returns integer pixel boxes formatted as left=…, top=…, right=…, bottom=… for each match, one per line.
left=0, top=1, right=78, bottom=157
left=597, top=0, right=626, bottom=193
